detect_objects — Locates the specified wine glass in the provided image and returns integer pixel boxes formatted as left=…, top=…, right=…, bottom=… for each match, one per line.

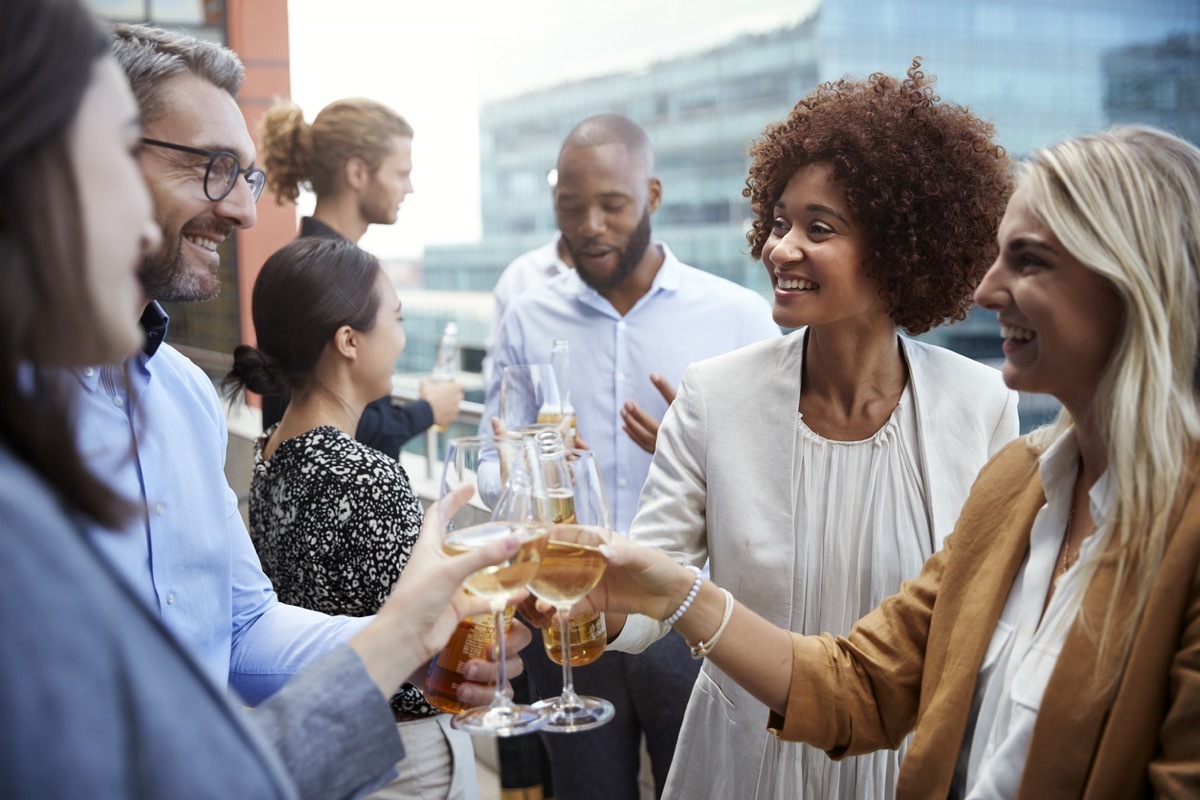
left=526, top=436, right=615, bottom=732
left=438, top=435, right=550, bottom=736
left=500, top=364, right=564, bottom=431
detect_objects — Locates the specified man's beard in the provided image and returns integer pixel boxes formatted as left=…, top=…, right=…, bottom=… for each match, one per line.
left=138, top=230, right=222, bottom=303
left=569, top=208, right=652, bottom=294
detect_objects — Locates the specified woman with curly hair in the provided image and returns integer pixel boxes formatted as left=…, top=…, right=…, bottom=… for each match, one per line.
left=604, top=61, right=1019, bottom=799
left=584, top=124, right=1200, bottom=799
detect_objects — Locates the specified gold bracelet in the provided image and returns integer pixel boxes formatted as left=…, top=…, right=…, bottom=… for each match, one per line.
left=689, top=588, right=734, bottom=660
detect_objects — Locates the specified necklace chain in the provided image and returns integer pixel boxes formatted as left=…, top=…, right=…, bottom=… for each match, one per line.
left=1055, top=500, right=1078, bottom=582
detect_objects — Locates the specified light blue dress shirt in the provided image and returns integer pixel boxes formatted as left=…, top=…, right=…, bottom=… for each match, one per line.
left=75, top=305, right=369, bottom=705
left=481, top=243, right=779, bottom=532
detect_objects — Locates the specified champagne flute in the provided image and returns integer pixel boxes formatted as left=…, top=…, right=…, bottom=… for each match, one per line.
left=500, top=364, right=563, bottom=431
left=437, top=435, right=550, bottom=736
left=527, top=437, right=615, bottom=732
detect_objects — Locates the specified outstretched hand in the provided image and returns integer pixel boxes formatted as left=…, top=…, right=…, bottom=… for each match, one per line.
left=620, top=373, right=677, bottom=454
left=538, top=539, right=697, bottom=624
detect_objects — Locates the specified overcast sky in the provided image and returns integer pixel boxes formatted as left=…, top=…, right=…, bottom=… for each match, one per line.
left=287, top=0, right=814, bottom=258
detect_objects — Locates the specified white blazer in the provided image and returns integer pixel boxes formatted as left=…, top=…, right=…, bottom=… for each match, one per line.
left=612, top=331, right=1019, bottom=800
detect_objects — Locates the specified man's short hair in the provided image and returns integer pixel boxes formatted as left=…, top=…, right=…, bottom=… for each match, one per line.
left=111, top=23, right=244, bottom=124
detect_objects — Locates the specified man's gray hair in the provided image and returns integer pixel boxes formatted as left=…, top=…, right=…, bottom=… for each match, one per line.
left=111, top=23, right=244, bottom=124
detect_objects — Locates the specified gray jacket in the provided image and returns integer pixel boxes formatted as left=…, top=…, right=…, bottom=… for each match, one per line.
left=0, top=445, right=402, bottom=799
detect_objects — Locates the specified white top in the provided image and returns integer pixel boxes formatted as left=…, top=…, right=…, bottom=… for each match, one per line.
left=768, top=383, right=931, bottom=799
left=953, top=430, right=1112, bottom=799
left=482, top=233, right=571, bottom=385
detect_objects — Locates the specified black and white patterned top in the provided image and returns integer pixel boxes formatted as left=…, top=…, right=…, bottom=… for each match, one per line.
left=249, top=425, right=434, bottom=717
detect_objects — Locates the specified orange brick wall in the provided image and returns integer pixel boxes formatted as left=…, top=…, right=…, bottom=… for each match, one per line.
left=226, top=0, right=294, bottom=349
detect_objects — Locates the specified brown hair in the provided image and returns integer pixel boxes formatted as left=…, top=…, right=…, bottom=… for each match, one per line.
left=224, top=238, right=382, bottom=399
left=0, top=0, right=129, bottom=528
left=744, top=59, right=1012, bottom=334
left=258, top=98, right=413, bottom=205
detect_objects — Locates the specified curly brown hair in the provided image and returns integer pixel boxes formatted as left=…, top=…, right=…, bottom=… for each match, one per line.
left=744, top=59, right=1011, bottom=334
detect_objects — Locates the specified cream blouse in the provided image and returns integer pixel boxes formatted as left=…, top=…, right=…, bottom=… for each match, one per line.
left=758, top=383, right=932, bottom=799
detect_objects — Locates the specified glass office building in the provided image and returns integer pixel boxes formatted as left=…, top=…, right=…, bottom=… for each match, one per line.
left=420, top=0, right=1198, bottom=428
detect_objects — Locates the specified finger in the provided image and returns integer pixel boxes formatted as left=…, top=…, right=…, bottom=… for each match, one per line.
left=516, top=596, right=553, bottom=628
left=621, top=422, right=653, bottom=454
left=458, top=679, right=509, bottom=706
left=621, top=401, right=658, bottom=434
left=507, top=618, right=533, bottom=651
left=490, top=416, right=508, bottom=438
left=649, top=372, right=677, bottom=405
left=431, top=484, right=475, bottom=531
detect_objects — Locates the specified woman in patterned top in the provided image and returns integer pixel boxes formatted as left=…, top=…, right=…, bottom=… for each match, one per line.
left=225, top=237, right=476, bottom=800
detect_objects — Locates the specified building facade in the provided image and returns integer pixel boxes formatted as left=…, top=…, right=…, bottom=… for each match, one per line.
left=420, top=0, right=1198, bottom=428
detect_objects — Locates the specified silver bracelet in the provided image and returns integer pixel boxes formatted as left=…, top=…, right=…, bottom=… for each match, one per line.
left=689, top=588, right=734, bottom=660
left=664, top=565, right=702, bottom=626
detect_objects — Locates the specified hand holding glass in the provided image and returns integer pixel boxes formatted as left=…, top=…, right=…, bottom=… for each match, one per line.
left=436, top=436, right=549, bottom=736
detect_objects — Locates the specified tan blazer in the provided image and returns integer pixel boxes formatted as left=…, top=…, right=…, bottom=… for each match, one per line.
left=772, top=439, right=1200, bottom=798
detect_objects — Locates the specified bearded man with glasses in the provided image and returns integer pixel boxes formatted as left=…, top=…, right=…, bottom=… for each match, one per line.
left=66, top=22, right=527, bottom=799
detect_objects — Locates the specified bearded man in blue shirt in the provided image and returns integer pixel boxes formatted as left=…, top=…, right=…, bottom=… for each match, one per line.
left=484, top=114, right=780, bottom=800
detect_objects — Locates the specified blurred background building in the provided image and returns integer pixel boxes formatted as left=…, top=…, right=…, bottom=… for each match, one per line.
left=88, top=0, right=1200, bottom=433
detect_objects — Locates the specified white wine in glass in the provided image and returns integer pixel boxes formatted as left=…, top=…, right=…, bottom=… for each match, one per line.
left=435, top=435, right=550, bottom=737
left=526, top=438, right=615, bottom=732
left=444, top=522, right=548, bottom=601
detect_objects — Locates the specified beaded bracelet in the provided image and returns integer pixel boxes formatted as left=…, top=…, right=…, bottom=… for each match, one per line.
left=664, top=565, right=702, bottom=626
left=689, top=588, right=734, bottom=660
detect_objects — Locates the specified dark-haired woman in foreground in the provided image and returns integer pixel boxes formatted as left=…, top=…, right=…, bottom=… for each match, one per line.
left=590, top=125, right=1200, bottom=798
left=0, top=1, right=518, bottom=795
left=226, top=237, right=487, bottom=799
left=607, top=61, right=1018, bottom=799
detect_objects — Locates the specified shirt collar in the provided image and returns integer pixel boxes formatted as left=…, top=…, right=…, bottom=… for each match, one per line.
left=1037, top=428, right=1113, bottom=531
left=73, top=302, right=168, bottom=390
left=299, top=216, right=349, bottom=241
left=561, top=241, right=681, bottom=312
left=140, top=302, right=169, bottom=358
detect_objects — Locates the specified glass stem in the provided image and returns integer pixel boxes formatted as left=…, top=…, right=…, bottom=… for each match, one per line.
left=490, top=604, right=510, bottom=710
left=558, top=606, right=580, bottom=707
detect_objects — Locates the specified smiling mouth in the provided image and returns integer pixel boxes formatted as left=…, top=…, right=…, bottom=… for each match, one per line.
left=999, top=323, right=1036, bottom=341
left=776, top=276, right=818, bottom=290
left=183, top=234, right=221, bottom=253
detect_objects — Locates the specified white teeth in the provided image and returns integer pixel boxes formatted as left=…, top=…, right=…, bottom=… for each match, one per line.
left=1000, top=324, right=1036, bottom=341
left=777, top=277, right=817, bottom=290
left=183, top=235, right=220, bottom=252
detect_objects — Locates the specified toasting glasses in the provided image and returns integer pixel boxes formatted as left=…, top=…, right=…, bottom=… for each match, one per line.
left=436, top=435, right=549, bottom=736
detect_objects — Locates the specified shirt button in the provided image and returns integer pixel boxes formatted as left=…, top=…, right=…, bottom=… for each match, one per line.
left=83, top=367, right=95, bottom=377
left=155, top=503, right=164, bottom=516
left=617, top=373, right=626, bottom=382
left=113, top=397, right=124, bottom=408
left=166, top=593, right=175, bottom=605
left=617, top=320, right=627, bottom=330
left=618, top=477, right=628, bottom=488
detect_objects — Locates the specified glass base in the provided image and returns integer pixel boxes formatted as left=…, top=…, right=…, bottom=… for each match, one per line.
left=450, top=703, right=547, bottom=737
left=532, top=695, right=615, bottom=733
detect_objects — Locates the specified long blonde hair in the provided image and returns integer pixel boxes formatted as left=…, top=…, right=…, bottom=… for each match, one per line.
left=1025, top=126, right=1200, bottom=671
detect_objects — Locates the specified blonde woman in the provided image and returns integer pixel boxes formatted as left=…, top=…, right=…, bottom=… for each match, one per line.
left=584, top=125, right=1200, bottom=797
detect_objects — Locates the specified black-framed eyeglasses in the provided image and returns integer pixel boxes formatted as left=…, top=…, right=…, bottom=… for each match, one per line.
left=141, top=138, right=266, bottom=202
